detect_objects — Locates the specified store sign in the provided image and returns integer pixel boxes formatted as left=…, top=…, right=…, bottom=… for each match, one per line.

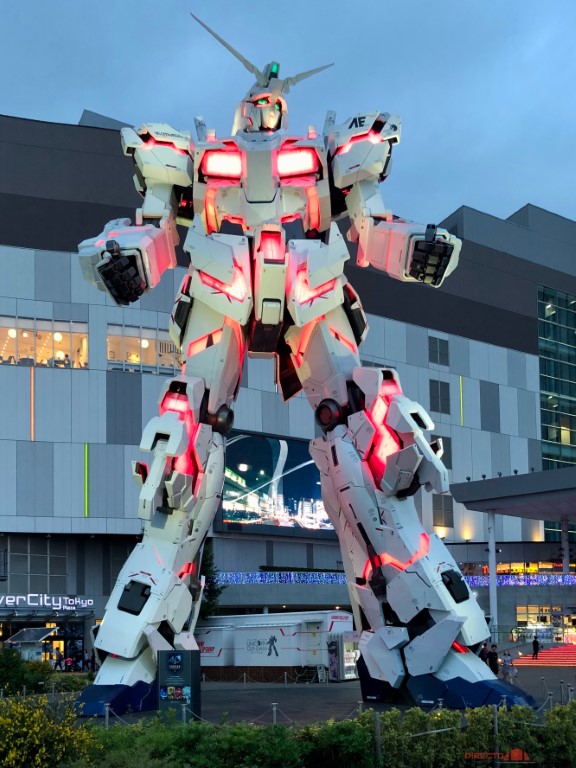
left=0, top=594, right=94, bottom=611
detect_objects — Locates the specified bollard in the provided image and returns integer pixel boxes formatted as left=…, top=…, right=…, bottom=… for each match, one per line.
left=243, top=672, right=247, bottom=690
left=104, top=703, right=110, bottom=730
left=272, top=702, right=277, bottom=726
left=284, top=671, right=288, bottom=687
left=22, top=686, right=26, bottom=698
left=202, top=672, right=206, bottom=684
left=0, top=688, right=3, bottom=700
left=373, top=710, right=383, bottom=768
left=182, top=703, right=187, bottom=724
left=357, top=700, right=364, bottom=714
left=561, top=680, right=565, bottom=705
left=437, top=698, right=443, bottom=710
left=493, top=703, right=500, bottom=768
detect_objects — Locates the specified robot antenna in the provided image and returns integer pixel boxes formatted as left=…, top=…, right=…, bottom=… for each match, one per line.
left=190, top=12, right=333, bottom=93
left=190, top=12, right=267, bottom=86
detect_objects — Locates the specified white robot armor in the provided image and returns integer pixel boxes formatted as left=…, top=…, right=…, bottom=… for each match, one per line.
left=77, top=15, right=533, bottom=711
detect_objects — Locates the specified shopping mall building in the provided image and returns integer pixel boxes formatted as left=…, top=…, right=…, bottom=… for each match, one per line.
left=1, top=111, right=576, bottom=658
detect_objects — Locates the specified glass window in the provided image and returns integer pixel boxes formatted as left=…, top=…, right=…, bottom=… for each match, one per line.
left=432, top=494, right=454, bottom=528
left=17, top=319, right=34, bottom=366
left=429, top=379, right=450, bottom=415
left=30, top=555, right=48, bottom=574
left=107, top=325, right=179, bottom=375
left=158, top=331, right=178, bottom=373
left=10, top=553, right=28, bottom=574
left=49, top=556, right=67, bottom=576
left=49, top=575, right=67, bottom=593
left=429, top=336, right=449, bottom=366
left=70, top=322, right=89, bottom=368
left=0, top=317, right=87, bottom=368
left=140, top=331, right=158, bottom=373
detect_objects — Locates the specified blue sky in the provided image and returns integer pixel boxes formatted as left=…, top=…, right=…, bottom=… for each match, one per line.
left=2, top=0, right=575, bottom=224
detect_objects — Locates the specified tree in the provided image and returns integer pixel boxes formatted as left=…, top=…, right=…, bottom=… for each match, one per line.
left=199, top=538, right=226, bottom=619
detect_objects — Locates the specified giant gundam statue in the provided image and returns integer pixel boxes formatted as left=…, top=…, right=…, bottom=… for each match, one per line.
left=78, top=15, right=533, bottom=711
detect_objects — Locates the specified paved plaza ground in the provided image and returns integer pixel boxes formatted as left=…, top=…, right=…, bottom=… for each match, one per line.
left=193, top=664, right=576, bottom=725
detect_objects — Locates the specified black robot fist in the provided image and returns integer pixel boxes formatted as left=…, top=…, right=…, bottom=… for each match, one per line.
left=407, top=224, right=454, bottom=287
left=98, top=240, right=146, bottom=306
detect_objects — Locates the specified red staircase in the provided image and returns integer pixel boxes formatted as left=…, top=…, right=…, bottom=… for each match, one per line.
left=514, top=644, right=576, bottom=667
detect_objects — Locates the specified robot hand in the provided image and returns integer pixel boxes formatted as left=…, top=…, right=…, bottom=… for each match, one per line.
left=79, top=216, right=177, bottom=306
left=351, top=216, right=461, bottom=289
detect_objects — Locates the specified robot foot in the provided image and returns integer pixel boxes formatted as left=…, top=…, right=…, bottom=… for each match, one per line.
left=76, top=681, right=157, bottom=717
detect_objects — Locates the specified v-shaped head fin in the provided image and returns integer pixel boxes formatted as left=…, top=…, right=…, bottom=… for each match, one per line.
left=190, top=12, right=267, bottom=85
left=282, top=63, right=334, bottom=93
left=190, top=12, right=333, bottom=93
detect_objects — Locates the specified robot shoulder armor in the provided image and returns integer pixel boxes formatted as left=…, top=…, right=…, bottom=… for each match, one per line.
left=326, top=112, right=401, bottom=154
left=121, top=123, right=193, bottom=156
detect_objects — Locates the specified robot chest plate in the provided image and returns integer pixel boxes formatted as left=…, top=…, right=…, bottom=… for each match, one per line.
left=194, top=137, right=327, bottom=232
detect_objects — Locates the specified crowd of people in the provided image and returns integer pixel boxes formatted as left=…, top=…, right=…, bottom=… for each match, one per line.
left=478, top=635, right=541, bottom=682
left=53, top=646, right=97, bottom=673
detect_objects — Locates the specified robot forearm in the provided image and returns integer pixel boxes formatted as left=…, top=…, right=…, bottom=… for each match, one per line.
left=349, top=214, right=461, bottom=288
left=79, top=213, right=178, bottom=306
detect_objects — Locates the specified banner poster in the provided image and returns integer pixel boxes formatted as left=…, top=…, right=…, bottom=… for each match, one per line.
left=157, top=650, right=201, bottom=719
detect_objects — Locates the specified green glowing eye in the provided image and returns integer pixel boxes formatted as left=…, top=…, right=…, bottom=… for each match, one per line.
left=257, top=98, right=268, bottom=105
left=271, top=63, right=279, bottom=76
left=275, top=104, right=280, bottom=110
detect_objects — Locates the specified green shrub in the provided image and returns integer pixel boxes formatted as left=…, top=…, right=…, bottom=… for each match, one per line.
left=0, top=695, right=97, bottom=768
left=542, top=701, right=576, bottom=767
left=298, top=717, right=374, bottom=768
left=0, top=649, right=52, bottom=694
left=51, top=672, right=92, bottom=692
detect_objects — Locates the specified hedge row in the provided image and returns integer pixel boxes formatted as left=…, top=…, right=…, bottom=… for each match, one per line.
left=2, top=697, right=576, bottom=768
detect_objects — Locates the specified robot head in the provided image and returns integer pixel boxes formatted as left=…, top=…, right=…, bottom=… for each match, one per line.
left=244, top=95, right=284, bottom=132
left=191, top=14, right=332, bottom=136
left=236, top=76, right=288, bottom=134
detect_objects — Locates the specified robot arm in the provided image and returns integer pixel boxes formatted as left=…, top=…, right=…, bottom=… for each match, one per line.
left=326, top=112, right=461, bottom=288
left=345, top=181, right=461, bottom=288
left=79, top=123, right=194, bottom=305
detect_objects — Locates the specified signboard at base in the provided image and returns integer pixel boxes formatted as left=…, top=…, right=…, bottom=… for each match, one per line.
left=157, top=650, right=201, bottom=719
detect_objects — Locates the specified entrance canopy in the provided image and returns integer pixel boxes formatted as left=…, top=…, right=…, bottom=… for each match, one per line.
left=451, top=466, right=576, bottom=522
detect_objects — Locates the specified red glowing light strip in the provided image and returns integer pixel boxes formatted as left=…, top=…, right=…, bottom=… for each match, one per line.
left=294, top=270, right=336, bottom=305
left=451, top=641, right=469, bottom=654
left=141, top=137, right=188, bottom=156
left=199, top=264, right=247, bottom=302
left=277, top=148, right=318, bottom=176
left=202, top=150, right=243, bottom=178
left=204, top=187, right=219, bottom=234
left=292, top=321, right=317, bottom=368
left=336, top=131, right=385, bottom=155
left=362, top=559, right=374, bottom=582
left=187, top=328, right=223, bottom=358
left=259, top=231, right=285, bottom=263
left=377, top=532, right=430, bottom=572
left=178, top=562, right=197, bottom=580
left=161, top=393, right=190, bottom=415
left=328, top=326, right=356, bottom=355
left=306, top=187, right=321, bottom=231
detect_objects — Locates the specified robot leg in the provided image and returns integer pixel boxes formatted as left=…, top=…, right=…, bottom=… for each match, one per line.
left=94, top=299, right=245, bottom=688
left=287, top=307, right=534, bottom=708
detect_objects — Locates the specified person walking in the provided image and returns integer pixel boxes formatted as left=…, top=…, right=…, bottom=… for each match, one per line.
left=532, top=636, right=540, bottom=660
left=487, top=644, right=499, bottom=676
left=479, top=642, right=489, bottom=663
left=501, top=649, right=514, bottom=682
left=53, top=647, right=64, bottom=671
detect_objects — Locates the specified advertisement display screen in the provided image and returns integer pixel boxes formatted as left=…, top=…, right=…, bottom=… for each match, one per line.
left=221, top=432, right=333, bottom=531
